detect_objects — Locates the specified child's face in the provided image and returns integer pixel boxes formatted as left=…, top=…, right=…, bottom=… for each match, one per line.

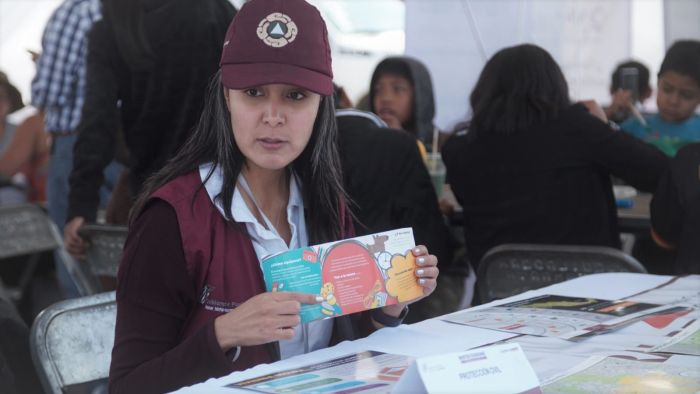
left=656, top=71, right=700, bottom=123
left=225, top=84, right=320, bottom=173
left=373, top=73, right=414, bottom=130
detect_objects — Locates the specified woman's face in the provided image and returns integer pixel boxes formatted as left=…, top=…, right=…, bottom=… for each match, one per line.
left=656, top=71, right=700, bottom=123
left=372, top=73, right=414, bottom=129
left=226, top=84, right=320, bottom=173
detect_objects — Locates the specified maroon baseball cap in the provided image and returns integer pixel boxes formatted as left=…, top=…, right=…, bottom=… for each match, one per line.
left=220, top=0, right=333, bottom=96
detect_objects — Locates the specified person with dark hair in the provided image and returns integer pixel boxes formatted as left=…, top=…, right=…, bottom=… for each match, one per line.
left=63, top=0, right=235, bottom=257
left=650, top=142, right=700, bottom=274
left=621, top=40, right=700, bottom=156
left=442, top=44, right=668, bottom=272
left=369, top=56, right=445, bottom=153
left=108, top=1, right=439, bottom=392
left=604, top=60, right=652, bottom=123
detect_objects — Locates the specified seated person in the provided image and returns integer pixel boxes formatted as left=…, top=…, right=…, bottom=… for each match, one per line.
left=604, top=60, right=652, bottom=123
left=108, top=1, right=438, bottom=391
left=368, top=56, right=448, bottom=154
left=650, top=142, right=700, bottom=274
left=621, top=40, right=700, bottom=156
left=442, top=44, right=669, bottom=271
left=0, top=74, right=49, bottom=204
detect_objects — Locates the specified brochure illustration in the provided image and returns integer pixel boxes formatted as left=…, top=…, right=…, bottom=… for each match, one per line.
left=261, top=228, right=422, bottom=323
left=228, top=351, right=413, bottom=394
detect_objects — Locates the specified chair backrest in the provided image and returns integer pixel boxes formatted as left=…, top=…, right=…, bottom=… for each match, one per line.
left=0, top=204, right=101, bottom=298
left=30, top=291, right=116, bottom=394
left=78, top=224, right=128, bottom=278
left=477, top=244, right=647, bottom=303
left=0, top=204, right=58, bottom=259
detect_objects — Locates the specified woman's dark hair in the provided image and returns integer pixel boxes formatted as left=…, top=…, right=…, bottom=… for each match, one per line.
left=469, top=44, right=570, bottom=137
left=131, top=71, right=347, bottom=244
left=659, top=40, right=700, bottom=88
left=0, top=71, right=24, bottom=113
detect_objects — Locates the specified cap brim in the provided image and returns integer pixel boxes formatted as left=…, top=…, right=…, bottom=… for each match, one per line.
left=221, top=62, right=332, bottom=96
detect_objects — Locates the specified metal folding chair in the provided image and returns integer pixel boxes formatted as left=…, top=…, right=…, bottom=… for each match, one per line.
left=477, top=243, right=647, bottom=303
left=30, top=291, right=116, bottom=394
left=0, top=204, right=100, bottom=299
left=78, top=224, right=128, bottom=284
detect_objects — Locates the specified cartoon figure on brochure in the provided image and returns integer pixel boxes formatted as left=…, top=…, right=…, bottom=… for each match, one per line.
left=320, top=282, right=343, bottom=317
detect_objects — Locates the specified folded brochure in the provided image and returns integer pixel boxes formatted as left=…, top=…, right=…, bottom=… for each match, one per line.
left=261, top=228, right=422, bottom=323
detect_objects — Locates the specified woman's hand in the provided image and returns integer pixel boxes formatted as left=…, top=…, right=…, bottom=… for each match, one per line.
left=381, top=245, right=439, bottom=318
left=214, top=292, right=320, bottom=352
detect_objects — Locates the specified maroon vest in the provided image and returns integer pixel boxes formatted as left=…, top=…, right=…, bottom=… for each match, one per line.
left=152, top=171, right=274, bottom=370
left=151, top=171, right=370, bottom=373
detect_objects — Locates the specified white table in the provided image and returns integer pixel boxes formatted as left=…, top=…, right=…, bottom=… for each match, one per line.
left=173, top=273, right=685, bottom=393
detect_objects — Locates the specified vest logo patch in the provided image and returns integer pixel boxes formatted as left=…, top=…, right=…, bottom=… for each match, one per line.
left=257, top=12, right=298, bottom=48
left=200, top=284, right=240, bottom=313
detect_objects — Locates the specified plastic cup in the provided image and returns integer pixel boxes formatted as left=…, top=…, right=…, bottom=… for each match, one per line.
left=425, top=153, right=446, bottom=198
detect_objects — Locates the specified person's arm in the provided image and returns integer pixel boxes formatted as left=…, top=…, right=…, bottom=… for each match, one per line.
left=109, top=200, right=234, bottom=393
left=572, top=104, right=669, bottom=192
left=67, top=21, right=119, bottom=223
left=0, top=115, right=46, bottom=176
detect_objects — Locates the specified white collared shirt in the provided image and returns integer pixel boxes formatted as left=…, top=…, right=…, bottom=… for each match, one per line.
left=199, top=163, right=333, bottom=360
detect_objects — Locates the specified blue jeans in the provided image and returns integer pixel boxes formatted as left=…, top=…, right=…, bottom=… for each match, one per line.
left=48, top=134, right=122, bottom=298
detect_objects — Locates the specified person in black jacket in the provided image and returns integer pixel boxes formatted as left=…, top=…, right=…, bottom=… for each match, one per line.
left=335, top=104, right=461, bottom=320
left=442, top=44, right=669, bottom=272
left=64, top=0, right=236, bottom=257
left=651, top=142, right=700, bottom=274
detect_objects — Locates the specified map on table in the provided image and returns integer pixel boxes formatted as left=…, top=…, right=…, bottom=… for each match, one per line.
left=542, top=356, right=700, bottom=393
left=443, top=294, right=675, bottom=339
left=652, top=324, right=700, bottom=356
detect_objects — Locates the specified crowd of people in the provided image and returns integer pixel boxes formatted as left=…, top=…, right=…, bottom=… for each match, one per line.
left=0, top=0, right=699, bottom=392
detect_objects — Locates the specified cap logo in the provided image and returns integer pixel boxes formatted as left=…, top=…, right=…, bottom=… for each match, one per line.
left=257, top=12, right=298, bottom=48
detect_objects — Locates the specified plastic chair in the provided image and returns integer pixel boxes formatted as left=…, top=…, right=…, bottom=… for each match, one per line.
left=0, top=204, right=99, bottom=299
left=78, top=224, right=128, bottom=280
left=30, top=291, right=116, bottom=394
left=477, top=244, right=647, bottom=303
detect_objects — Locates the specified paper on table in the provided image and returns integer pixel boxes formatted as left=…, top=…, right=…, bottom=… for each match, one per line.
left=227, top=351, right=412, bottom=394
left=393, top=343, right=541, bottom=394
left=542, top=355, right=700, bottom=393
left=443, top=294, right=669, bottom=340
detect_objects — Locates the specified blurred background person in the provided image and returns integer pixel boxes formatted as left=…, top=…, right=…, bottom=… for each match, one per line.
left=442, top=44, right=668, bottom=290
left=621, top=40, right=700, bottom=157
left=63, top=0, right=235, bottom=258
left=651, top=142, right=700, bottom=274
left=604, top=60, right=652, bottom=124
left=31, top=0, right=121, bottom=298
left=369, top=56, right=444, bottom=155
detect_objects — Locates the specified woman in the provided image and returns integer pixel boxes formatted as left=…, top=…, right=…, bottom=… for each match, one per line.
left=0, top=74, right=49, bottom=204
left=109, top=1, right=439, bottom=392
left=442, top=44, right=668, bottom=274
